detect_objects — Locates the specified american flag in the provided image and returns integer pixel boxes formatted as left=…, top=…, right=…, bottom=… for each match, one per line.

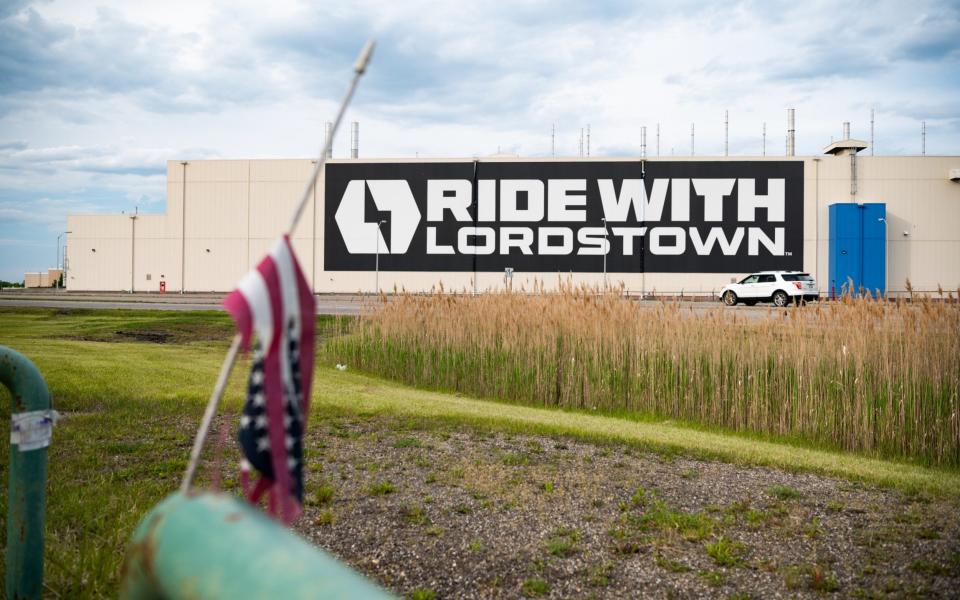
left=223, top=235, right=315, bottom=523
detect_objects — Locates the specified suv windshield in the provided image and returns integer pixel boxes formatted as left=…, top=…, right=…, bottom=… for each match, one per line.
left=782, top=273, right=814, bottom=282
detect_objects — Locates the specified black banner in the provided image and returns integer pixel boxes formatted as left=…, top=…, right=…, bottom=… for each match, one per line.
left=324, top=161, right=803, bottom=273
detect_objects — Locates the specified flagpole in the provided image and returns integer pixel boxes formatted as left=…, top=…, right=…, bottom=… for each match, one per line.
left=181, top=333, right=242, bottom=492
left=180, top=39, right=375, bottom=493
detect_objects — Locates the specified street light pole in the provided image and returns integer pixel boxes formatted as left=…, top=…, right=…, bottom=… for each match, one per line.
left=130, top=208, right=138, bottom=294
left=601, top=217, right=608, bottom=291
left=56, top=230, right=72, bottom=289
left=375, top=219, right=386, bottom=294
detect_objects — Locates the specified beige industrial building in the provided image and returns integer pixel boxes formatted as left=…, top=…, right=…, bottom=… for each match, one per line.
left=23, top=268, right=64, bottom=288
left=66, top=146, right=960, bottom=296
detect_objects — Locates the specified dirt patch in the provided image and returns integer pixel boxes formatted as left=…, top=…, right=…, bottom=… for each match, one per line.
left=295, top=415, right=960, bottom=599
left=114, top=330, right=173, bottom=343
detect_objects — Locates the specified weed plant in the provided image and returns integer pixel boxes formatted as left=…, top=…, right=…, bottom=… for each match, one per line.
left=328, top=286, right=960, bottom=467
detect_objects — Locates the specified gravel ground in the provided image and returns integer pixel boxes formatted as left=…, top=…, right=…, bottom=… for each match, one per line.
left=295, top=413, right=960, bottom=599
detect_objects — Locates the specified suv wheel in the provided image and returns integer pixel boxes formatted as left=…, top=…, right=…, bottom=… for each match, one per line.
left=772, top=290, right=789, bottom=307
left=722, top=291, right=738, bottom=306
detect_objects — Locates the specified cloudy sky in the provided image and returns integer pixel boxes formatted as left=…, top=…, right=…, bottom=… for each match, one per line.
left=1, top=0, right=958, bottom=281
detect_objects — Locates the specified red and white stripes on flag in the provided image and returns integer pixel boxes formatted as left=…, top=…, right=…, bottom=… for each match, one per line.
left=224, top=235, right=315, bottom=524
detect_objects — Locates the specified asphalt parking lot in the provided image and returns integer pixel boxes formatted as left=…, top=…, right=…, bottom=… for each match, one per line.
left=0, top=289, right=808, bottom=318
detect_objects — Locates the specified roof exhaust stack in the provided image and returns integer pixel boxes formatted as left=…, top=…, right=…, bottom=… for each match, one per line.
left=786, top=108, right=795, bottom=156
left=350, top=121, right=359, bottom=159
left=324, top=122, right=333, bottom=159
left=843, top=121, right=850, bottom=140
left=724, top=110, right=729, bottom=156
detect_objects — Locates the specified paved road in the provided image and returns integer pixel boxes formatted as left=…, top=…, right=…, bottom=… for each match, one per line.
left=0, top=292, right=797, bottom=319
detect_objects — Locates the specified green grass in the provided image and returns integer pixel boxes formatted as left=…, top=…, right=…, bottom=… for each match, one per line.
left=316, top=367, right=960, bottom=496
left=544, top=527, right=580, bottom=556
left=369, top=480, right=397, bottom=496
left=521, top=578, right=550, bottom=597
left=768, top=484, right=803, bottom=500
left=2, top=307, right=960, bottom=597
left=705, top=536, right=746, bottom=567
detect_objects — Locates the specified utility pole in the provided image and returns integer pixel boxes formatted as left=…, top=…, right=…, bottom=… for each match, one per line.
left=130, top=207, right=138, bottom=294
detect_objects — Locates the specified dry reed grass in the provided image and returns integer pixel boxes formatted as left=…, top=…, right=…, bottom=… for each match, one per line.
left=326, top=285, right=960, bottom=467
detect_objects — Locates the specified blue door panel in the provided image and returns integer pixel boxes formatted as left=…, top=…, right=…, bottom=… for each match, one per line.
left=828, top=203, right=886, bottom=297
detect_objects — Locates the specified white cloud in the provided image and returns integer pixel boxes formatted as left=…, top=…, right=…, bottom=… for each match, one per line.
left=0, top=0, right=958, bottom=279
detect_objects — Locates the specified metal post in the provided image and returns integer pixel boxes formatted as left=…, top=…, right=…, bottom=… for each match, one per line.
left=870, top=108, right=875, bottom=155
left=690, top=123, right=694, bottom=156
left=656, top=123, right=660, bottom=157
left=921, top=121, right=926, bottom=156
left=311, top=160, right=317, bottom=294
left=586, top=124, right=590, bottom=157
left=641, top=126, right=647, bottom=158
left=2, top=345, right=53, bottom=600
left=551, top=124, right=555, bottom=157
left=180, top=161, right=187, bottom=294
left=375, top=220, right=386, bottom=294
left=56, top=231, right=71, bottom=289
left=601, top=217, right=608, bottom=290
left=130, top=208, right=137, bottom=294
left=813, top=158, right=820, bottom=289
left=120, top=492, right=392, bottom=599
left=762, top=122, right=766, bottom=156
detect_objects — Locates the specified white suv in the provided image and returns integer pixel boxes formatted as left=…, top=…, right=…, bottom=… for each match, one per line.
left=719, top=271, right=819, bottom=307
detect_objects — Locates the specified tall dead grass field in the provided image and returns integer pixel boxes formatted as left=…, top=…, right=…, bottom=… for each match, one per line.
left=326, top=288, right=960, bottom=468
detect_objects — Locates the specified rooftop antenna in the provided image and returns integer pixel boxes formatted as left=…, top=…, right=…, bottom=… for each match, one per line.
left=579, top=128, right=584, bottom=157
left=656, top=123, right=660, bottom=157
left=786, top=108, right=795, bottom=156
left=724, top=110, right=729, bottom=156
left=551, top=124, right=555, bottom=157
left=762, top=122, right=766, bottom=156
left=641, top=125, right=647, bottom=158
left=922, top=121, right=926, bottom=155
left=870, top=108, right=875, bottom=155
left=690, top=123, right=695, bottom=156
left=586, top=124, right=591, bottom=157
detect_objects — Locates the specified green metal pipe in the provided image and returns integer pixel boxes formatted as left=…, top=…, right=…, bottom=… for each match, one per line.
left=121, top=491, right=395, bottom=600
left=1, top=345, right=52, bottom=600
